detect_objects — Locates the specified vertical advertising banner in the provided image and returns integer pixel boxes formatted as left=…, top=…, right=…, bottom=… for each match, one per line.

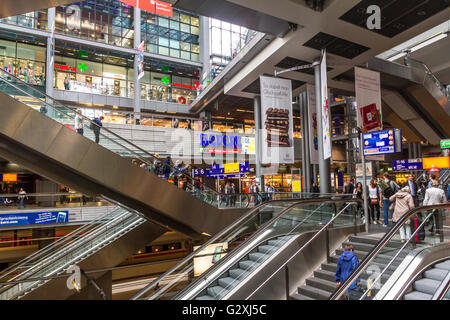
left=355, top=67, right=382, bottom=132
left=49, top=21, right=55, bottom=66
left=260, top=76, right=294, bottom=164
left=137, top=40, right=145, bottom=80
left=321, top=50, right=331, bottom=160
left=307, top=84, right=319, bottom=164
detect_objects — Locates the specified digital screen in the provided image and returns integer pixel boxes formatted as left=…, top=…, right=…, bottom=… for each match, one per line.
left=363, top=129, right=402, bottom=156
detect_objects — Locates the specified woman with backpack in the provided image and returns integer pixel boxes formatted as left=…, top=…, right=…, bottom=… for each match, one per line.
left=368, top=179, right=382, bottom=224
left=390, top=186, right=415, bottom=243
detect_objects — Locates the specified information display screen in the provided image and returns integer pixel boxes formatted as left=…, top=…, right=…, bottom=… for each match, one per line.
left=363, top=129, right=402, bottom=156
left=392, top=159, right=423, bottom=171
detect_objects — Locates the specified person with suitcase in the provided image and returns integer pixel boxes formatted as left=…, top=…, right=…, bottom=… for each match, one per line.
left=390, top=186, right=415, bottom=243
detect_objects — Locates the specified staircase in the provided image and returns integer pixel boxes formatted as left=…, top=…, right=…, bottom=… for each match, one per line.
left=291, top=235, right=406, bottom=300
left=404, top=259, right=450, bottom=300
left=195, top=235, right=294, bottom=300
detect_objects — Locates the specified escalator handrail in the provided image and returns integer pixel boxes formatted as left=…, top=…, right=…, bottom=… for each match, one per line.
left=0, top=205, right=126, bottom=282
left=243, top=201, right=360, bottom=299
left=433, top=271, right=450, bottom=300
left=173, top=197, right=359, bottom=300
left=329, top=203, right=450, bottom=300
left=131, top=197, right=333, bottom=300
left=0, top=70, right=220, bottom=198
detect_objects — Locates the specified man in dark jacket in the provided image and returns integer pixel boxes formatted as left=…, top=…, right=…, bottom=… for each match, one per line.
left=336, top=244, right=361, bottom=300
left=402, top=175, right=418, bottom=207
left=92, top=116, right=104, bottom=143
left=345, top=177, right=356, bottom=195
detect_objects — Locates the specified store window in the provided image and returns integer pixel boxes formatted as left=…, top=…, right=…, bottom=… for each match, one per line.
left=0, top=10, right=47, bottom=31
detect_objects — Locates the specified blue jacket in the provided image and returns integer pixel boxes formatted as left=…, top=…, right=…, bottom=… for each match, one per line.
left=93, top=117, right=103, bottom=127
left=335, top=250, right=360, bottom=290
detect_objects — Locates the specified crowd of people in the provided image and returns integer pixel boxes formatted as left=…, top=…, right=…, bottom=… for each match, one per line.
left=346, top=173, right=448, bottom=242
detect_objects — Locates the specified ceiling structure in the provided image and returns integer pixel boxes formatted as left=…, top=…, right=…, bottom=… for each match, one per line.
left=0, top=0, right=77, bottom=18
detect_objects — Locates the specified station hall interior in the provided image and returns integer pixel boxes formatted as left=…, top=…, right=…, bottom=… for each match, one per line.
left=0, top=0, right=448, bottom=302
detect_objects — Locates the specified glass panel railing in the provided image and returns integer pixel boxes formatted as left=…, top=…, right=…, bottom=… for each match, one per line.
left=131, top=197, right=356, bottom=300
left=0, top=207, right=144, bottom=300
left=330, top=203, right=450, bottom=300
left=174, top=199, right=360, bottom=300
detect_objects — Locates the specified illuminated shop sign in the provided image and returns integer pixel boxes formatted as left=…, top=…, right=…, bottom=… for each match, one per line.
left=120, top=0, right=173, bottom=18
left=200, top=133, right=242, bottom=154
left=54, top=64, right=76, bottom=72
left=173, top=82, right=200, bottom=89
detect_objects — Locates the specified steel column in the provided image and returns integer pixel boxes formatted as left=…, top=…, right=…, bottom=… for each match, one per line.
left=133, top=4, right=141, bottom=124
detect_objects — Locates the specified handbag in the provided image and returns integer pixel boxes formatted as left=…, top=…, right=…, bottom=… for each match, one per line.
left=370, top=198, right=378, bottom=205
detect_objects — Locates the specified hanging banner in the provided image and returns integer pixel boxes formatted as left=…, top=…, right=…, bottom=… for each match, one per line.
left=260, top=76, right=294, bottom=164
left=49, top=21, right=55, bottom=66
left=137, top=40, right=145, bottom=80
left=121, top=0, right=173, bottom=18
left=355, top=67, right=382, bottom=132
left=321, top=50, right=331, bottom=160
left=307, top=84, right=319, bottom=164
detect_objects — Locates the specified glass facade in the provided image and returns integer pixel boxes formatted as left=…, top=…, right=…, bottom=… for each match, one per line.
left=0, top=39, right=46, bottom=86
left=0, top=10, right=48, bottom=31
left=141, top=10, right=200, bottom=61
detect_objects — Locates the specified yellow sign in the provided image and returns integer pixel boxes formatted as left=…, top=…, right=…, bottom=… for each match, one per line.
left=423, top=157, right=450, bottom=169
left=292, top=180, right=301, bottom=192
left=224, top=163, right=239, bottom=174
left=2, top=173, right=17, bottom=182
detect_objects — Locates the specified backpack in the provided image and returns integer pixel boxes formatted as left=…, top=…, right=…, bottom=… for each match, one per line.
left=378, top=180, right=397, bottom=199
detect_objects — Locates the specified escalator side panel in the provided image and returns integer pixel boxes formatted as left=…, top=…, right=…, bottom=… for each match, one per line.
left=240, top=224, right=364, bottom=300
left=21, top=221, right=167, bottom=300
left=0, top=91, right=243, bottom=237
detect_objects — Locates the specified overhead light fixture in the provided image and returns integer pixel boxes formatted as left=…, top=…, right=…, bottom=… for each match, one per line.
left=387, top=32, right=449, bottom=61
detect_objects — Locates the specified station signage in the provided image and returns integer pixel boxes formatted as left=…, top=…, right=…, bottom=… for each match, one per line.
left=423, top=157, right=450, bottom=169
left=441, top=139, right=450, bottom=149
left=362, top=129, right=402, bottom=156
left=0, top=210, right=69, bottom=227
left=54, top=64, right=76, bottom=72
left=207, top=162, right=249, bottom=178
left=200, top=133, right=243, bottom=154
left=1, top=173, right=17, bottom=182
left=392, top=159, right=423, bottom=171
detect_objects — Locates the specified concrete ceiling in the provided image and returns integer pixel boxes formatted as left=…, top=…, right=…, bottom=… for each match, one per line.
left=222, top=0, right=450, bottom=98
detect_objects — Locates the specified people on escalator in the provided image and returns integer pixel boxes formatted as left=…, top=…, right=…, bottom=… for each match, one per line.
left=423, top=180, right=447, bottom=236
left=163, top=156, right=172, bottom=181
left=91, top=116, right=104, bottom=144
left=74, top=109, right=84, bottom=136
left=402, top=175, right=419, bottom=207
left=335, top=244, right=361, bottom=300
left=390, top=186, right=415, bottom=243
left=368, top=179, right=382, bottom=225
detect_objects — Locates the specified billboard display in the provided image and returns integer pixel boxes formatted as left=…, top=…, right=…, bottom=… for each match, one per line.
left=0, top=210, right=69, bottom=227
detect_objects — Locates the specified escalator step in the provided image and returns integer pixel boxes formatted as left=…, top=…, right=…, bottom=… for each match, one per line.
left=434, top=260, right=450, bottom=271
left=239, top=260, right=259, bottom=271
left=249, top=252, right=267, bottom=262
left=229, top=268, right=250, bottom=280
left=277, top=235, right=293, bottom=241
left=404, top=291, right=432, bottom=300
left=314, top=269, right=335, bottom=282
left=258, top=245, right=276, bottom=254
left=414, top=278, right=441, bottom=295
left=290, top=293, right=314, bottom=300
left=424, top=268, right=448, bottom=281
left=196, top=295, right=216, bottom=300
left=207, top=286, right=227, bottom=300
left=321, top=262, right=338, bottom=273
left=218, top=277, right=238, bottom=290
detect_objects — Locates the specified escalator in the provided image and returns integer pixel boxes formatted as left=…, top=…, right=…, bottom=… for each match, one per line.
left=329, top=203, right=450, bottom=300
left=131, top=197, right=363, bottom=300
left=0, top=70, right=264, bottom=299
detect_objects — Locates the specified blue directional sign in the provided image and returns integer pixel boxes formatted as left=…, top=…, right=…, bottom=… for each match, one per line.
left=363, top=129, right=402, bottom=156
left=392, top=159, right=423, bottom=171
left=0, top=210, right=69, bottom=227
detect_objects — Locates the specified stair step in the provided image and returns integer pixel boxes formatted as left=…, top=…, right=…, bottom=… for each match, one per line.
left=314, top=269, right=335, bottom=282
left=424, top=268, right=448, bottom=281
left=229, top=268, right=250, bottom=280
left=206, top=286, right=227, bottom=300
left=290, top=293, right=314, bottom=300
left=297, top=284, right=331, bottom=300
left=321, top=262, right=337, bottom=273
left=404, top=291, right=433, bottom=300
left=195, top=295, right=215, bottom=300
left=348, top=235, right=402, bottom=247
left=305, top=277, right=336, bottom=293
left=414, top=278, right=441, bottom=295
left=248, top=252, right=267, bottom=262
left=218, top=277, right=237, bottom=290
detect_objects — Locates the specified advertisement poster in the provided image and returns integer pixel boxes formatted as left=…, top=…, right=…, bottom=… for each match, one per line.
left=120, top=0, right=173, bottom=18
left=193, top=242, right=228, bottom=277
left=0, top=210, right=69, bottom=227
left=307, top=84, right=319, bottom=164
left=355, top=67, right=382, bottom=132
left=260, top=76, right=294, bottom=164
left=356, top=162, right=373, bottom=177
left=321, top=50, right=331, bottom=160
left=137, top=40, right=145, bottom=80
